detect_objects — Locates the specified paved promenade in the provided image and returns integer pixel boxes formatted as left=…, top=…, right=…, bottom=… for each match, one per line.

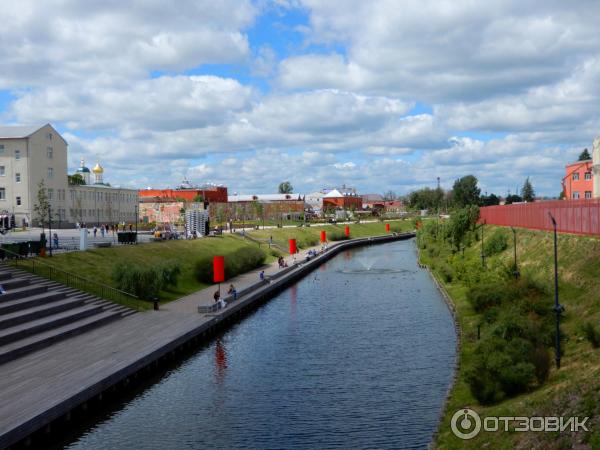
left=0, top=233, right=412, bottom=448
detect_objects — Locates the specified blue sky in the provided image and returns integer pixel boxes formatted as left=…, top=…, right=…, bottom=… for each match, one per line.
left=1, top=0, right=599, bottom=197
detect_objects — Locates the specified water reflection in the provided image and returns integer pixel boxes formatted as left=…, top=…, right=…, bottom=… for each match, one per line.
left=214, top=339, right=227, bottom=385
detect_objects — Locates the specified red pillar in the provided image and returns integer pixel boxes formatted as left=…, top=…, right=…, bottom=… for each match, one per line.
left=289, top=238, right=297, bottom=254
left=320, top=230, right=326, bottom=242
left=344, top=225, right=350, bottom=237
left=213, top=256, right=225, bottom=283
left=385, top=223, right=390, bottom=232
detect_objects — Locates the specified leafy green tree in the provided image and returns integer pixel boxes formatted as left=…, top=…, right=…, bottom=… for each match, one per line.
left=452, top=175, right=481, bottom=207
left=192, top=194, right=204, bottom=203
left=521, top=177, right=535, bottom=202
left=579, top=148, right=591, bottom=161
left=67, top=173, right=85, bottom=185
left=278, top=181, right=293, bottom=194
left=505, top=194, right=523, bottom=204
left=33, top=180, right=50, bottom=230
left=481, top=193, right=500, bottom=206
left=448, top=205, right=479, bottom=251
left=408, top=187, right=444, bottom=211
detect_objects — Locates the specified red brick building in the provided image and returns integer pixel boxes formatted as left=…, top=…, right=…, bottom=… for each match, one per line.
left=139, top=184, right=227, bottom=203
left=563, top=160, right=593, bottom=200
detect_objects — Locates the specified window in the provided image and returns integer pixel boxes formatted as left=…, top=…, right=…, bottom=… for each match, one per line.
left=572, top=172, right=580, bottom=181
left=47, top=167, right=53, bottom=178
left=16, top=196, right=21, bottom=206
left=585, top=191, right=592, bottom=199
left=47, top=147, right=53, bottom=158
left=573, top=191, right=580, bottom=199
left=0, top=166, right=4, bottom=176
left=14, top=150, right=20, bottom=160
left=0, top=188, right=5, bottom=200
left=47, top=132, right=53, bottom=140
left=0, top=144, right=4, bottom=154
left=15, top=173, right=20, bottom=183
left=585, top=172, right=592, bottom=180
left=48, top=189, right=54, bottom=200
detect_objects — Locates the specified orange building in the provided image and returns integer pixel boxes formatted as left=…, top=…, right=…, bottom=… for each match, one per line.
left=139, top=183, right=227, bottom=203
left=322, top=189, right=363, bottom=211
left=563, top=160, right=593, bottom=200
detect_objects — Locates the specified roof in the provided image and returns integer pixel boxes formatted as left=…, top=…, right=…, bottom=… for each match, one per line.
left=323, top=189, right=343, bottom=198
left=228, top=193, right=303, bottom=202
left=0, top=125, right=45, bottom=139
left=362, top=193, right=384, bottom=202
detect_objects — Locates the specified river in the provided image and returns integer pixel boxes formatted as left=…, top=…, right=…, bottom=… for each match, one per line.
left=63, top=239, right=456, bottom=449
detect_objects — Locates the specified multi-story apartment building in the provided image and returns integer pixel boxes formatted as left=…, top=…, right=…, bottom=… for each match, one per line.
left=0, top=124, right=138, bottom=227
left=563, top=160, right=593, bottom=200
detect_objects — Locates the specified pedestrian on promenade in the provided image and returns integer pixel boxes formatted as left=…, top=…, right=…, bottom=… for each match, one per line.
left=53, top=233, right=59, bottom=249
left=213, top=290, right=220, bottom=303
left=129, top=224, right=133, bottom=232
left=93, top=227, right=97, bottom=238
left=101, top=226, right=105, bottom=238
left=227, top=284, right=237, bottom=300
left=259, top=271, right=265, bottom=281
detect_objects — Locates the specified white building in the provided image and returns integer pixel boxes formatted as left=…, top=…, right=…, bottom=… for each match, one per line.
left=0, top=124, right=138, bottom=227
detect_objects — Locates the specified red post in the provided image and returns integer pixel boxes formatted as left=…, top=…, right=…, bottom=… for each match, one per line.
left=213, top=256, right=225, bottom=283
left=344, top=225, right=350, bottom=237
left=320, top=230, right=326, bottom=242
left=385, top=223, right=390, bottom=232
left=289, top=238, right=297, bottom=254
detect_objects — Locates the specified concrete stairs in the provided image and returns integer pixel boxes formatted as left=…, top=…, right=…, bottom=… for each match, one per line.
left=0, top=266, right=136, bottom=364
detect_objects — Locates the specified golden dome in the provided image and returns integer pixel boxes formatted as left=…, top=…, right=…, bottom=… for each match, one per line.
left=92, top=162, right=104, bottom=173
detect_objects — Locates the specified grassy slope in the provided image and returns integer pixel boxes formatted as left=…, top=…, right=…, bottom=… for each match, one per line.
left=39, top=221, right=414, bottom=309
left=424, top=226, right=600, bottom=449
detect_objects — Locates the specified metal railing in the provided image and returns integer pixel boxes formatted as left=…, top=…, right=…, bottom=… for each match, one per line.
left=0, top=246, right=140, bottom=309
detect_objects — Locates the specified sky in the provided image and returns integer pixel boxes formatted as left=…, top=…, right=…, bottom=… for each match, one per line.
left=1, top=0, right=600, bottom=197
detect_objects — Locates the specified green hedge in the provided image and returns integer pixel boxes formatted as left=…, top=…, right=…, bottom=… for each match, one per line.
left=194, top=247, right=267, bottom=284
left=112, top=259, right=181, bottom=300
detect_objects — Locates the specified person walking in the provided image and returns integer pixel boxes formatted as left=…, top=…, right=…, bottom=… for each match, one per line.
left=53, top=233, right=59, bottom=249
left=100, top=225, right=105, bottom=238
left=227, top=284, right=237, bottom=301
left=93, top=227, right=97, bottom=238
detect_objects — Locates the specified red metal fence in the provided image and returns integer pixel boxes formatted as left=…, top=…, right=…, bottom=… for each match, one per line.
left=479, top=199, right=600, bottom=236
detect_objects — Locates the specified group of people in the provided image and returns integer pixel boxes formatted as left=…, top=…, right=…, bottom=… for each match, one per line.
left=76, top=222, right=134, bottom=236
left=213, top=284, right=238, bottom=310
left=277, top=256, right=288, bottom=268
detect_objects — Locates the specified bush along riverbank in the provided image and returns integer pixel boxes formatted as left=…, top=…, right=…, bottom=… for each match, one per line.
left=419, top=214, right=600, bottom=449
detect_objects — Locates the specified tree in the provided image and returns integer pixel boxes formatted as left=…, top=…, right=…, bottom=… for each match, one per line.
left=449, top=205, right=479, bottom=251
left=383, top=190, right=397, bottom=201
left=192, top=194, right=204, bottom=203
left=33, top=180, right=50, bottom=230
left=505, top=194, right=522, bottom=205
left=68, top=173, right=85, bottom=185
left=579, top=148, right=591, bottom=161
left=278, top=181, right=293, bottom=194
left=408, top=187, right=444, bottom=211
left=521, top=177, right=535, bottom=202
left=481, top=193, right=500, bottom=206
left=452, top=175, right=481, bottom=207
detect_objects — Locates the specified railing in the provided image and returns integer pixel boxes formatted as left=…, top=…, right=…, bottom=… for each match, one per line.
left=0, top=246, right=140, bottom=309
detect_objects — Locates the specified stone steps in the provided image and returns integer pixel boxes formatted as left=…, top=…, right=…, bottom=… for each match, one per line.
left=0, top=265, right=137, bottom=364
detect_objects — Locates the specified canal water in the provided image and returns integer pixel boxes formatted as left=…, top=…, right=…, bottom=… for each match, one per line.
left=64, top=239, right=456, bottom=449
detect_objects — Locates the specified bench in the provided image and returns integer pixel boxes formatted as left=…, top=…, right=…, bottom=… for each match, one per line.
left=93, top=242, right=112, bottom=248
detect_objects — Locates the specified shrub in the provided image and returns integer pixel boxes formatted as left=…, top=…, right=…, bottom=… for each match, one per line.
left=583, top=322, right=600, bottom=348
left=467, top=336, right=536, bottom=404
left=195, top=247, right=267, bottom=283
left=467, top=281, right=507, bottom=312
left=439, top=263, right=453, bottom=283
left=112, top=262, right=163, bottom=300
left=158, top=260, right=182, bottom=287
left=484, top=231, right=508, bottom=257
left=328, top=230, right=349, bottom=241
left=530, top=345, right=551, bottom=384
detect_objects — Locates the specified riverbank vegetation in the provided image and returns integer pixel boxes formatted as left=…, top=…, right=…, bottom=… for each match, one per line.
left=419, top=216, right=600, bottom=449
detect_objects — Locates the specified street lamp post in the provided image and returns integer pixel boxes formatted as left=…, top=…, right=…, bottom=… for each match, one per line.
left=48, top=206, right=53, bottom=257
left=511, top=227, right=520, bottom=279
left=480, top=221, right=486, bottom=268
left=548, top=213, right=563, bottom=369
left=135, top=204, right=139, bottom=244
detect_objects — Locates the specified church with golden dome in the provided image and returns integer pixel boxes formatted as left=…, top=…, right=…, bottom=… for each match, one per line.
left=69, top=158, right=138, bottom=226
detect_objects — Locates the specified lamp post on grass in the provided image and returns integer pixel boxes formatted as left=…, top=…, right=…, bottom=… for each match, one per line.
left=48, top=205, right=53, bottom=257
left=511, top=227, right=520, bottom=279
left=548, top=212, right=564, bottom=369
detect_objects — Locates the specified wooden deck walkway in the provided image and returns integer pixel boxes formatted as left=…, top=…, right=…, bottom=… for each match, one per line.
left=0, top=233, right=414, bottom=448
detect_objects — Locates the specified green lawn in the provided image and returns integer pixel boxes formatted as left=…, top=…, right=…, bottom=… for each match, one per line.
left=421, top=226, right=600, bottom=449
